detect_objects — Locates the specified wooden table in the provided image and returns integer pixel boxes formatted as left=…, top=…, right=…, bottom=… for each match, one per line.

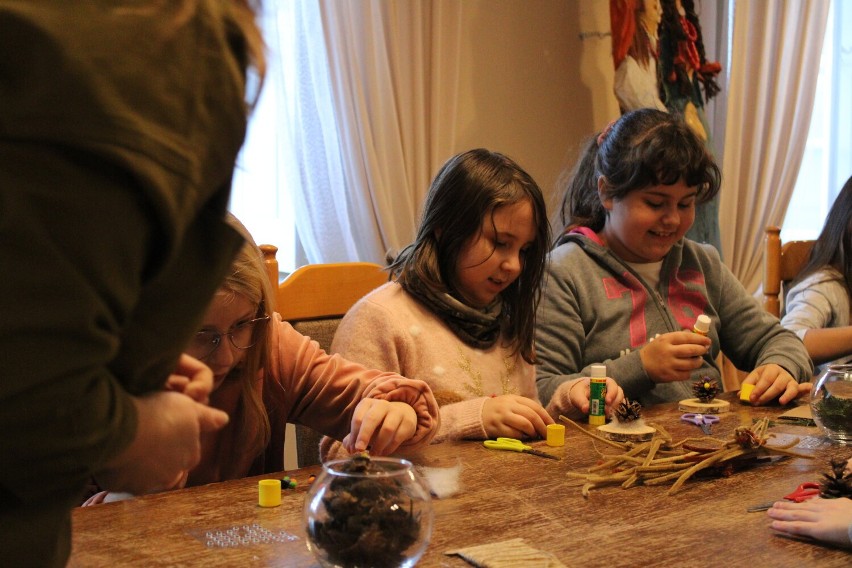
left=69, top=394, right=851, bottom=567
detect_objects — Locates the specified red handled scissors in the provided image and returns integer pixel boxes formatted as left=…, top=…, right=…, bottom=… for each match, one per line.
left=747, top=482, right=821, bottom=512
left=680, top=413, right=720, bottom=435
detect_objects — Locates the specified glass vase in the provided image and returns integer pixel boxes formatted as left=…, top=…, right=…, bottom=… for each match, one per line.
left=304, top=456, right=433, bottom=568
left=810, top=364, right=852, bottom=445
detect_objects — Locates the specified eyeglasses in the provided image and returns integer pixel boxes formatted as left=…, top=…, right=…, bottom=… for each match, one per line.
left=188, top=316, right=270, bottom=359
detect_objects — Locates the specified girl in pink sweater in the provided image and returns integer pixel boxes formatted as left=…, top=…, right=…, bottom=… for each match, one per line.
left=84, top=218, right=438, bottom=503
left=331, top=149, right=623, bottom=443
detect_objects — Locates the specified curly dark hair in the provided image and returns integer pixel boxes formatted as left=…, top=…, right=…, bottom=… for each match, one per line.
left=558, top=108, right=721, bottom=235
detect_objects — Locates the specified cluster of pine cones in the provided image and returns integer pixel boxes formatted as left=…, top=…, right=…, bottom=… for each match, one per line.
left=820, top=458, right=852, bottom=499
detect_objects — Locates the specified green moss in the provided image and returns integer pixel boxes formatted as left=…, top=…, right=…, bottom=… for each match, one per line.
left=813, top=396, right=852, bottom=433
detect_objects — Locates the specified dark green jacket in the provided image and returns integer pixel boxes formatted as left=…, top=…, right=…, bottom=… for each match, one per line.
left=0, top=2, right=250, bottom=565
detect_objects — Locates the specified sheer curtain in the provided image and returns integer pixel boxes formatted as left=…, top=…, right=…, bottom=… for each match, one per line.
left=233, top=1, right=462, bottom=268
left=719, top=0, right=830, bottom=293
left=314, top=0, right=463, bottom=264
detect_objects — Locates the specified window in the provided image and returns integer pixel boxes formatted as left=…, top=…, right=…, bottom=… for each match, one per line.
left=229, top=1, right=301, bottom=274
left=781, top=1, right=852, bottom=242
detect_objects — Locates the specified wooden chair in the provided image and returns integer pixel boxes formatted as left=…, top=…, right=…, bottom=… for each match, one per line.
left=259, top=244, right=387, bottom=468
left=763, top=226, right=815, bottom=317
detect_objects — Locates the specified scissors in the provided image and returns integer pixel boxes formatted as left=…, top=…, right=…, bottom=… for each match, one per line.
left=747, top=481, right=821, bottom=512
left=483, top=438, right=559, bottom=460
left=680, top=413, right=720, bottom=435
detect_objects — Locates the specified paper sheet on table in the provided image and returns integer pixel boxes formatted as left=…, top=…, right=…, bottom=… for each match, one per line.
left=778, top=404, right=813, bottom=420
left=446, top=538, right=566, bottom=568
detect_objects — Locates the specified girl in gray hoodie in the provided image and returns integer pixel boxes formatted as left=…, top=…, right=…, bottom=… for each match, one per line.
left=536, top=109, right=812, bottom=407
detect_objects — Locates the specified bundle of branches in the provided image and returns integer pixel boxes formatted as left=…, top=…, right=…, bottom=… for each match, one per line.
left=559, top=416, right=814, bottom=497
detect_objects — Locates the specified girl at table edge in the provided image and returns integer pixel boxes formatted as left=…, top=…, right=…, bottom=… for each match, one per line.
left=781, top=174, right=852, bottom=374
left=535, top=108, right=813, bottom=408
left=767, top=458, right=852, bottom=548
left=328, top=148, right=624, bottom=447
left=84, top=215, right=439, bottom=502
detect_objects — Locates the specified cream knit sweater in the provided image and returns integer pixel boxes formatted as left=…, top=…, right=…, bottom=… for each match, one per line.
left=332, top=282, right=579, bottom=442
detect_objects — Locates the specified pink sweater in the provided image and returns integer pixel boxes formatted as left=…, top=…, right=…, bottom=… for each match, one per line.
left=331, top=282, right=567, bottom=442
left=187, top=313, right=439, bottom=485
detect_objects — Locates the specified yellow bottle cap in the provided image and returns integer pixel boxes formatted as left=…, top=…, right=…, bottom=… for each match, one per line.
left=739, top=383, right=755, bottom=403
left=258, top=479, right=281, bottom=507
left=546, top=423, right=566, bottom=447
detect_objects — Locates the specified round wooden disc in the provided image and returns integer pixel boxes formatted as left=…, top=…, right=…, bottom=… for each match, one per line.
left=597, top=422, right=656, bottom=442
left=677, top=398, right=731, bottom=414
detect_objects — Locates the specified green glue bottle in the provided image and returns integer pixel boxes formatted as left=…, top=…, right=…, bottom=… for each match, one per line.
left=589, top=363, right=607, bottom=426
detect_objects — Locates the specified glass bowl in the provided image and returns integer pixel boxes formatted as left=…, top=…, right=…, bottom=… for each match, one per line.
left=810, top=364, right=852, bottom=445
left=304, top=455, right=433, bottom=567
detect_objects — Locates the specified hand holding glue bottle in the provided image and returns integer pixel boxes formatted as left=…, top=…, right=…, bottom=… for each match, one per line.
left=589, top=364, right=608, bottom=426
left=560, top=367, right=625, bottom=424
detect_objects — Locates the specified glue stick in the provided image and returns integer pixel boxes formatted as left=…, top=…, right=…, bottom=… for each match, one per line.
left=589, top=364, right=608, bottom=426
left=693, top=314, right=711, bottom=336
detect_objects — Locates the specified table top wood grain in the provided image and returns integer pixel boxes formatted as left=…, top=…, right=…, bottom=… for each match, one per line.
left=69, top=394, right=851, bottom=567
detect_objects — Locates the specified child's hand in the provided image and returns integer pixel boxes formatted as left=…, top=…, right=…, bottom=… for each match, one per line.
left=742, top=364, right=801, bottom=405
left=767, top=497, right=852, bottom=548
left=639, top=331, right=710, bottom=383
left=565, top=377, right=625, bottom=416
left=164, top=353, right=215, bottom=404
left=80, top=491, right=136, bottom=507
left=343, top=399, right=418, bottom=456
left=81, top=491, right=110, bottom=507
left=481, top=395, right=553, bottom=439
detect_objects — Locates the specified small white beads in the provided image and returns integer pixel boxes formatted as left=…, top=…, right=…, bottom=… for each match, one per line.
left=201, top=523, right=298, bottom=548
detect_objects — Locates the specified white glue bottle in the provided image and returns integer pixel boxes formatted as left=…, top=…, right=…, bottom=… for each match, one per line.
left=693, top=314, right=711, bottom=336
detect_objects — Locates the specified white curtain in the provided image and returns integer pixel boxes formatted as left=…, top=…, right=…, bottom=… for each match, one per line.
left=291, top=0, right=463, bottom=264
left=719, top=0, right=830, bottom=293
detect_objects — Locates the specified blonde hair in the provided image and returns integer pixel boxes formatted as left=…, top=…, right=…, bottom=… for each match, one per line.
left=218, top=214, right=276, bottom=471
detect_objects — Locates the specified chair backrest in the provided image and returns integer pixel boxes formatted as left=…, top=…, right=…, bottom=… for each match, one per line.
left=259, top=244, right=387, bottom=467
left=763, top=226, right=815, bottom=317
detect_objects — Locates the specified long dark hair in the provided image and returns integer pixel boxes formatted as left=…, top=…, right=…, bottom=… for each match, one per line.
left=391, top=149, right=550, bottom=364
left=792, top=175, right=852, bottom=301
left=558, top=108, right=720, bottom=235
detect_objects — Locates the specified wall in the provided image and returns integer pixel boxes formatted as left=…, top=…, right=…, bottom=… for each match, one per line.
left=452, top=0, right=619, bottom=224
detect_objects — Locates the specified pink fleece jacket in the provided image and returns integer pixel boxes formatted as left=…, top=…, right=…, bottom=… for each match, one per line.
left=186, top=313, right=439, bottom=485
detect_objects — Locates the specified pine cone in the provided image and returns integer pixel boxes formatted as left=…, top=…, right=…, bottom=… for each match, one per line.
left=614, top=398, right=643, bottom=423
left=820, top=458, right=852, bottom=499
left=734, top=427, right=763, bottom=449
left=692, top=377, right=719, bottom=403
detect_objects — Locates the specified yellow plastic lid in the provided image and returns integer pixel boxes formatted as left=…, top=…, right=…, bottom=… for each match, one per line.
left=546, top=423, right=566, bottom=447
left=258, top=479, right=282, bottom=507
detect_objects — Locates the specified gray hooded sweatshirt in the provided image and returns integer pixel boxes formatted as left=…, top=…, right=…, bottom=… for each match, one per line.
left=536, top=229, right=813, bottom=407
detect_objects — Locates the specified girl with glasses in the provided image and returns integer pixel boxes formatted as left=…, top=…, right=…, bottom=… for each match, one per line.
left=84, top=216, right=438, bottom=502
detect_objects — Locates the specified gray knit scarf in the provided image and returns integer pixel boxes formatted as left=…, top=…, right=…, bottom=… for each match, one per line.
left=401, top=276, right=503, bottom=350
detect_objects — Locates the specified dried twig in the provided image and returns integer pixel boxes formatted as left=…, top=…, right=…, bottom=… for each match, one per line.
left=564, top=417, right=814, bottom=498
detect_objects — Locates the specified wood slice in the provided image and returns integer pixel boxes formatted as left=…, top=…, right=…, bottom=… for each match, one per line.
left=677, top=398, right=731, bottom=414
left=597, top=422, right=656, bottom=442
